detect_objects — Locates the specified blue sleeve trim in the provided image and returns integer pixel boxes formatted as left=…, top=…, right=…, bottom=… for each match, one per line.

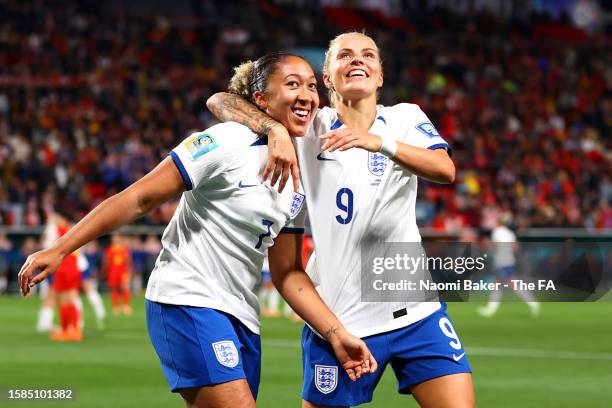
left=428, top=143, right=452, bottom=157
left=280, top=227, right=305, bottom=235
left=250, top=136, right=268, bottom=146
left=330, top=119, right=343, bottom=130
left=169, top=151, right=193, bottom=190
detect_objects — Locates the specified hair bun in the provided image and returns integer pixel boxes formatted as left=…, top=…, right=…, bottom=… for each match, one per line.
left=228, top=60, right=254, bottom=98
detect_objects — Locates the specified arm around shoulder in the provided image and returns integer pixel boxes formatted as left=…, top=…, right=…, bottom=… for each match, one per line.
left=205, top=92, right=300, bottom=192
left=206, top=92, right=282, bottom=135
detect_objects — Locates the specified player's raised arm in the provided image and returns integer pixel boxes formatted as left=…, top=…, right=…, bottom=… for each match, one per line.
left=318, top=102, right=455, bottom=184
left=268, top=233, right=377, bottom=381
left=320, top=127, right=455, bottom=184
left=383, top=142, right=455, bottom=184
left=18, top=157, right=184, bottom=296
left=206, top=92, right=299, bottom=193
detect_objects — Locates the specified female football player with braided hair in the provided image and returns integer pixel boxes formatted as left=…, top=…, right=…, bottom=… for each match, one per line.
left=19, top=51, right=375, bottom=408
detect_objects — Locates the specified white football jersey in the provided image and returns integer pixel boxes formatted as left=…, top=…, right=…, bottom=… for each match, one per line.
left=491, top=225, right=516, bottom=268
left=295, top=104, right=449, bottom=338
left=145, top=122, right=306, bottom=334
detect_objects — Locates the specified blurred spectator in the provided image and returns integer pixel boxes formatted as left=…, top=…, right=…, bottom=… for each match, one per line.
left=0, top=233, right=12, bottom=293
left=0, top=0, right=609, bottom=231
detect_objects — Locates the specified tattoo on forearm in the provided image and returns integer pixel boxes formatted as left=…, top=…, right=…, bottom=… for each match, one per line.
left=212, top=93, right=280, bottom=135
left=324, top=325, right=341, bottom=339
left=261, top=119, right=280, bottom=136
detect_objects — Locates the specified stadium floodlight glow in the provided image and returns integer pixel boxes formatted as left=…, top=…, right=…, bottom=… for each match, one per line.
left=571, top=0, right=602, bottom=31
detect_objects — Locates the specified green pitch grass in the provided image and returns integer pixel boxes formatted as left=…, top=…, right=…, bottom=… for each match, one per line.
left=0, top=296, right=611, bottom=407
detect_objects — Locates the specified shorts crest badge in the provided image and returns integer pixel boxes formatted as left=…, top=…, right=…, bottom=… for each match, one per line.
left=314, top=364, right=338, bottom=394
left=212, top=340, right=239, bottom=368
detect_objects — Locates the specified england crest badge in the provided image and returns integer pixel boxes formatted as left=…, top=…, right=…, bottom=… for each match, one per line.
left=212, top=340, right=239, bottom=368
left=368, top=151, right=389, bottom=176
left=289, top=192, right=305, bottom=218
left=368, top=151, right=389, bottom=186
left=314, top=365, right=338, bottom=394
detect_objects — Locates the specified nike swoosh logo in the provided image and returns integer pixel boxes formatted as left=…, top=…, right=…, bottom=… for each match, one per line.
left=452, top=352, right=466, bottom=362
left=316, top=153, right=335, bottom=161
left=238, top=181, right=258, bottom=188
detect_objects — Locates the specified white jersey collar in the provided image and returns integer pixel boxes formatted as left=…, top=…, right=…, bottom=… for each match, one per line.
left=329, top=106, right=387, bottom=131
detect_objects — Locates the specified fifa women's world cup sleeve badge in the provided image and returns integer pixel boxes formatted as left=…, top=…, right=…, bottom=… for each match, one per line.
left=183, top=132, right=219, bottom=160
left=415, top=122, right=441, bottom=138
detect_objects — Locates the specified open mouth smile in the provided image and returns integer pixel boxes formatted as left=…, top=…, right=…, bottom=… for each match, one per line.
left=346, top=69, right=368, bottom=78
left=292, top=107, right=311, bottom=123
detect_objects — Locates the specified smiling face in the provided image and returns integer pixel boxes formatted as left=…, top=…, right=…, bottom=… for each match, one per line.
left=323, top=33, right=383, bottom=104
left=253, top=56, right=319, bottom=137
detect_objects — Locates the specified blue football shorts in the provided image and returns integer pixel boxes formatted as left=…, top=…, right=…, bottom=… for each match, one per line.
left=81, top=267, right=91, bottom=280
left=302, top=303, right=471, bottom=406
left=145, top=300, right=261, bottom=398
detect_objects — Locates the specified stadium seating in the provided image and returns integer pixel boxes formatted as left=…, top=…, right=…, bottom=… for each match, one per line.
left=0, top=0, right=610, bottom=231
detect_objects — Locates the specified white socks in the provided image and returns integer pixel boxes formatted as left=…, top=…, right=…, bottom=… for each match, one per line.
left=75, top=297, right=84, bottom=329
left=36, top=307, right=54, bottom=332
left=86, top=289, right=106, bottom=320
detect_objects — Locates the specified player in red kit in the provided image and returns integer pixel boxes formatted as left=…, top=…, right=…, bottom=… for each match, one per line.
left=51, top=218, right=83, bottom=341
left=103, top=235, right=132, bottom=315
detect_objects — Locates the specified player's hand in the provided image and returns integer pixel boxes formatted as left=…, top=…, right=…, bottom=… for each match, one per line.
left=320, top=128, right=382, bottom=153
left=328, top=328, right=378, bottom=381
left=18, top=248, right=64, bottom=297
left=263, top=125, right=300, bottom=193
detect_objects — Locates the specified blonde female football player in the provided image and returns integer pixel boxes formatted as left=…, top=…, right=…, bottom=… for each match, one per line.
left=207, top=32, right=474, bottom=408
left=19, top=51, right=376, bottom=408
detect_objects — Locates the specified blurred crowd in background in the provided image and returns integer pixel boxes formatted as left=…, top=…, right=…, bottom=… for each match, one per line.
left=0, top=231, right=162, bottom=294
left=1, top=0, right=611, bottom=235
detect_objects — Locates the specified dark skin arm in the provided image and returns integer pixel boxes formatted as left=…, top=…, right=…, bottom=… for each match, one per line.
left=18, top=158, right=184, bottom=296
left=268, top=233, right=377, bottom=380
left=206, top=92, right=300, bottom=193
